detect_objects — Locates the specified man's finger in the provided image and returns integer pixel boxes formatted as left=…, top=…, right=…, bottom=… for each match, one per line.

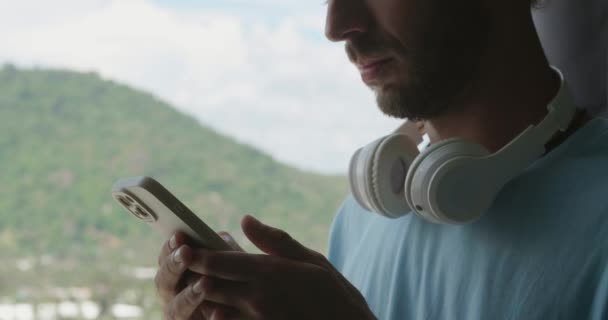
left=158, top=233, right=187, bottom=266
left=241, top=215, right=318, bottom=262
left=166, top=277, right=207, bottom=320
left=195, top=276, right=250, bottom=310
left=189, top=250, right=269, bottom=281
left=209, top=306, right=242, bottom=320
left=155, top=245, right=192, bottom=302
left=199, top=300, right=235, bottom=320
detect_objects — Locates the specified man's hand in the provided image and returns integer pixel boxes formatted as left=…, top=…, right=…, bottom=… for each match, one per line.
left=158, top=215, right=376, bottom=320
left=155, top=231, right=243, bottom=320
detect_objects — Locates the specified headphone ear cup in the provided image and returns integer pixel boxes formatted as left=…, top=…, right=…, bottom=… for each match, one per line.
left=404, top=139, right=460, bottom=223
left=349, top=137, right=385, bottom=212
left=349, top=134, right=419, bottom=217
left=369, top=134, right=419, bottom=218
left=405, top=139, right=491, bottom=224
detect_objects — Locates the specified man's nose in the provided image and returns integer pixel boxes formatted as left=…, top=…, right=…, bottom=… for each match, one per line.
left=325, top=0, right=372, bottom=42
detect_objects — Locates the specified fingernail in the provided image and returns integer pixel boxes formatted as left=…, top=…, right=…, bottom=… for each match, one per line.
left=169, top=235, right=177, bottom=250
left=192, top=278, right=204, bottom=294
left=220, top=233, right=232, bottom=242
left=173, top=247, right=184, bottom=264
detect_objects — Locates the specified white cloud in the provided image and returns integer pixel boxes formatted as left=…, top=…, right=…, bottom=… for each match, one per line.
left=0, top=0, right=402, bottom=174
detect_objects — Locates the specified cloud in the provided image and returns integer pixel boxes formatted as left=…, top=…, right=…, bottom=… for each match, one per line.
left=0, top=0, right=402, bottom=174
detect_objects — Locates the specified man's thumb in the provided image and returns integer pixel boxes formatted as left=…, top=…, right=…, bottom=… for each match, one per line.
left=241, top=215, right=313, bottom=261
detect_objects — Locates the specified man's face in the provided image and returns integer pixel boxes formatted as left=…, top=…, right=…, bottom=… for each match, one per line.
left=325, top=0, right=489, bottom=120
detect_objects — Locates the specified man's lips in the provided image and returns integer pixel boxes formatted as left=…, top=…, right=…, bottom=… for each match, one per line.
left=356, top=58, right=394, bottom=83
left=357, top=58, right=393, bottom=71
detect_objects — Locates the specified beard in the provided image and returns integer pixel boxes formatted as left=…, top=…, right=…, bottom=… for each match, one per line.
left=346, top=2, right=489, bottom=120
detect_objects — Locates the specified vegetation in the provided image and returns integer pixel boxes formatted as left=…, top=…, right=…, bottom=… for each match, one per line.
left=0, top=65, right=348, bottom=316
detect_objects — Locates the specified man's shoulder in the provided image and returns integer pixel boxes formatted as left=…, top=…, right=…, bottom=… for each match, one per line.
left=575, top=117, right=608, bottom=154
left=530, top=117, right=608, bottom=183
left=330, top=195, right=368, bottom=234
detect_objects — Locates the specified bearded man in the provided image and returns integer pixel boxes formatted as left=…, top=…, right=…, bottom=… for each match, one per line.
left=154, top=0, right=608, bottom=319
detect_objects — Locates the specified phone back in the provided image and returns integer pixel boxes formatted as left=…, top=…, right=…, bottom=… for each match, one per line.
left=112, top=176, right=232, bottom=251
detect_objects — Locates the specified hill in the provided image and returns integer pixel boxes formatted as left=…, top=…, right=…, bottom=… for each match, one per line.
left=0, top=64, right=348, bottom=267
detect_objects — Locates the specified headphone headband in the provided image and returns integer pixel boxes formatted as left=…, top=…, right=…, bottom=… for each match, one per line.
left=532, top=66, right=578, bottom=146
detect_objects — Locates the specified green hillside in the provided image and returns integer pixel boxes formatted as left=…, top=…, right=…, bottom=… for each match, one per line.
left=0, top=65, right=348, bottom=305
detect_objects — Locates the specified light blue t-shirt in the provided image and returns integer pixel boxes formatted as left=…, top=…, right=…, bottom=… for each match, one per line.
left=328, top=118, right=608, bottom=320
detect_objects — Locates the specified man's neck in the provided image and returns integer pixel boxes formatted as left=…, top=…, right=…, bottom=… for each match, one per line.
left=423, top=9, right=570, bottom=153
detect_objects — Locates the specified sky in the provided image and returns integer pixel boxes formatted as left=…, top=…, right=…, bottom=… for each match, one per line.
left=0, top=0, right=403, bottom=174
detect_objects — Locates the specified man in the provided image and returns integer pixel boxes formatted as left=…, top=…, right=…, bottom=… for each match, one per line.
left=155, top=0, right=608, bottom=319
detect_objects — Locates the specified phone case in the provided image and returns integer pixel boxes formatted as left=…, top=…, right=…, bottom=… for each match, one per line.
left=111, top=176, right=232, bottom=251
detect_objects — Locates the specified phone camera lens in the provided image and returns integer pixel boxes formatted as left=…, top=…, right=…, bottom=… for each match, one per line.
left=116, top=192, right=157, bottom=222
left=135, top=206, right=148, bottom=218
left=124, top=196, right=135, bottom=204
left=133, top=205, right=156, bottom=222
left=118, top=196, right=131, bottom=207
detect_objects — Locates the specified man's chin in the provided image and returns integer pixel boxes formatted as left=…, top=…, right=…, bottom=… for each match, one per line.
left=373, top=85, right=432, bottom=120
left=374, top=88, right=408, bottom=119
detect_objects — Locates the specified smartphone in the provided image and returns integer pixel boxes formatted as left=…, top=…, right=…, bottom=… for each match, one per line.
left=111, top=176, right=233, bottom=251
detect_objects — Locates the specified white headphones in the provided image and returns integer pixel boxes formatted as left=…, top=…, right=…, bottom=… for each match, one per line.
left=348, top=67, right=578, bottom=224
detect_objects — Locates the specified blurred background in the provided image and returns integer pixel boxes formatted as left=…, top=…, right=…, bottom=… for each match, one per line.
left=0, top=0, right=403, bottom=319
left=3, top=0, right=605, bottom=319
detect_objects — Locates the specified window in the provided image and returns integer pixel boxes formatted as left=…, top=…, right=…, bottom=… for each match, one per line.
left=0, top=1, right=400, bottom=318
